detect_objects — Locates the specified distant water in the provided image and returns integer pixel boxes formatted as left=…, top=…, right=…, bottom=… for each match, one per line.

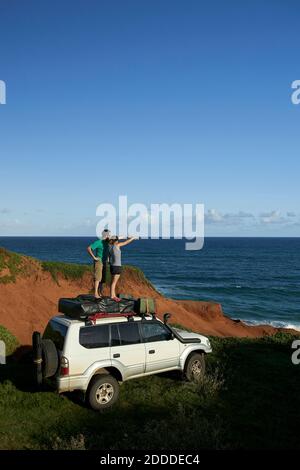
left=0, top=236, right=300, bottom=330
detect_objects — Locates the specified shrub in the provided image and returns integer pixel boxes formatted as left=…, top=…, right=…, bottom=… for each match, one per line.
left=0, top=325, right=19, bottom=356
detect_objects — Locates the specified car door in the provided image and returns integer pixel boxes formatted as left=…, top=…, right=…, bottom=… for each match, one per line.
left=141, top=321, right=180, bottom=373
left=110, top=321, right=146, bottom=380
left=74, top=324, right=111, bottom=375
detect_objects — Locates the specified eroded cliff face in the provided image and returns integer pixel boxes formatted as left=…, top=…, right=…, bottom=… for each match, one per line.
left=0, top=248, right=297, bottom=344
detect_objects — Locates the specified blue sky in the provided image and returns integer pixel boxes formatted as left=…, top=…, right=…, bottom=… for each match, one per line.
left=0, top=0, right=299, bottom=236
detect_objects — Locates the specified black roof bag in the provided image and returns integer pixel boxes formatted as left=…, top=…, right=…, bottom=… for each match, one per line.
left=58, top=295, right=136, bottom=320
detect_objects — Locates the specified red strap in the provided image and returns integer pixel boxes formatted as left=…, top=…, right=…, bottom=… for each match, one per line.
left=88, top=312, right=135, bottom=322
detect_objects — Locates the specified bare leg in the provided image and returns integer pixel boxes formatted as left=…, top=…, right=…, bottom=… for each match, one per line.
left=110, top=274, right=121, bottom=298
left=94, top=280, right=101, bottom=298
left=94, top=261, right=103, bottom=298
left=99, top=264, right=106, bottom=296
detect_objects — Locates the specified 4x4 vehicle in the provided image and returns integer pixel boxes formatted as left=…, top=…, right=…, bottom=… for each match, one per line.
left=33, top=313, right=212, bottom=410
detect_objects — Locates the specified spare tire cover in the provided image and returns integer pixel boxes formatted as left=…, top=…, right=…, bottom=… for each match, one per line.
left=41, top=339, right=59, bottom=378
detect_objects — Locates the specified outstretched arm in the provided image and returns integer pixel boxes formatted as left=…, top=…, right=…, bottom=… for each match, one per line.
left=117, top=237, right=137, bottom=248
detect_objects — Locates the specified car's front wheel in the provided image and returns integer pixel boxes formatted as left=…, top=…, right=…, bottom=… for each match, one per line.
left=87, top=374, right=120, bottom=410
left=185, top=352, right=205, bottom=383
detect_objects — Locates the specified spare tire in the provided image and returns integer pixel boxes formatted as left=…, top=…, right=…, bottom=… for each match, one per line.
left=41, top=339, right=59, bottom=378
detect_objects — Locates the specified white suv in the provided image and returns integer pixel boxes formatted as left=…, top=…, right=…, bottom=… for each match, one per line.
left=33, top=314, right=212, bottom=410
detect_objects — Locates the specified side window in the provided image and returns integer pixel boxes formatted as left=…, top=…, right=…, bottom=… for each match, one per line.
left=110, top=324, right=121, bottom=347
left=118, top=322, right=141, bottom=345
left=79, top=325, right=109, bottom=349
left=141, top=322, right=172, bottom=342
left=43, top=320, right=68, bottom=351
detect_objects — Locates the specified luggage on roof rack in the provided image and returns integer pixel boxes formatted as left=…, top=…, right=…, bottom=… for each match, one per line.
left=58, top=294, right=157, bottom=321
left=58, top=295, right=135, bottom=320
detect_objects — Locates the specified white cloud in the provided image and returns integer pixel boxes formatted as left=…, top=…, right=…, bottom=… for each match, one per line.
left=0, top=209, right=299, bottom=236
left=205, top=209, right=224, bottom=223
left=233, top=211, right=254, bottom=219
left=259, top=210, right=287, bottom=224
left=205, top=209, right=254, bottom=225
left=0, top=218, right=23, bottom=229
left=205, top=209, right=300, bottom=229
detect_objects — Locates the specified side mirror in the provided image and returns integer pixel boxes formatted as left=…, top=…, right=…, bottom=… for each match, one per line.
left=163, top=313, right=172, bottom=324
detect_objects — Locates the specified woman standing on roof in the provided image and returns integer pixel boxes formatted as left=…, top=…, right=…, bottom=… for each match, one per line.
left=109, top=236, right=137, bottom=301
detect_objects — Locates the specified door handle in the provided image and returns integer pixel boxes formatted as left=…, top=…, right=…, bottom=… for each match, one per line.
left=149, top=350, right=155, bottom=354
left=113, top=353, right=120, bottom=358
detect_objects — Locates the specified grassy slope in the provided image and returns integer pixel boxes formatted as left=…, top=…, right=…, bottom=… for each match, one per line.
left=41, top=260, right=153, bottom=289
left=41, top=261, right=93, bottom=284
left=0, top=247, right=153, bottom=289
left=0, top=333, right=299, bottom=450
left=0, top=248, right=24, bottom=284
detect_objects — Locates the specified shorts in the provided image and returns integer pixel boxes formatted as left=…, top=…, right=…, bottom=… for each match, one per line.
left=110, top=265, right=123, bottom=276
left=94, top=260, right=108, bottom=282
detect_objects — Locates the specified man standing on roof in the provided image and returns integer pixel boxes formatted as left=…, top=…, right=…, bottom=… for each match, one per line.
left=87, top=229, right=111, bottom=299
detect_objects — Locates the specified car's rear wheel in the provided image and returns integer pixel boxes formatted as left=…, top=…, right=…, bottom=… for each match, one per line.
left=87, top=374, right=120, bottom=410
left=185, top=352, right=205, bottom=383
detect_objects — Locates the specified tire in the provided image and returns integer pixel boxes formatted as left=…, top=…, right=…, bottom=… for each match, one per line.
left=41, top=339, right=59, bottom=378
left=87, top=374, right=120, bottom=411
left=185, top=352, right=205, bottom=383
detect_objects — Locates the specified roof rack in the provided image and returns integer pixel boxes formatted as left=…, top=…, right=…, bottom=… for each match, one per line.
left=84, top=311, right=156, bottom=326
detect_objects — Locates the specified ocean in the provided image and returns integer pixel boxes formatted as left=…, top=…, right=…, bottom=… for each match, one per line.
left=0, top=236, right=299, bottom=330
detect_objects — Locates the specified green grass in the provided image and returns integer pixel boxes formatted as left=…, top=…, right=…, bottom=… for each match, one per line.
left=0, top=248, right=24, bottom=284
left=41, top=260, right=157, bottom=290
left=0, top=332, right=299, bottom=450
left=0, top=246, right=159, bottom=293
left=41, top=261, right=93, bottom=284
left=0, top=326, right=19, bottom=356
